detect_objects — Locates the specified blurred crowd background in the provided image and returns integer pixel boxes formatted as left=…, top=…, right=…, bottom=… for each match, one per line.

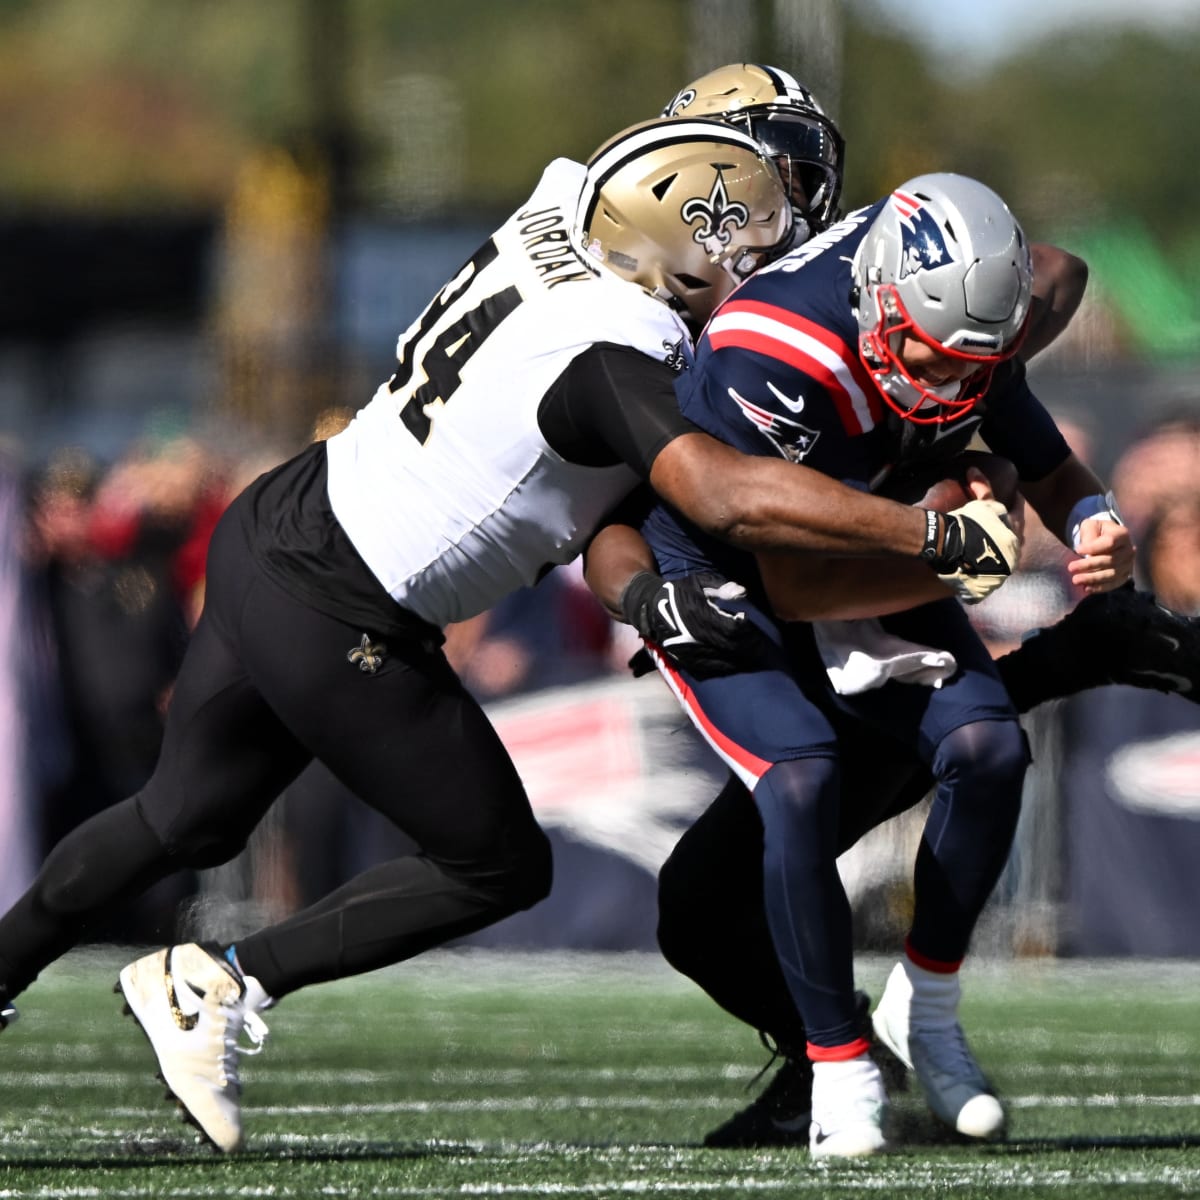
left=1, top=0, right=1198, bottom=956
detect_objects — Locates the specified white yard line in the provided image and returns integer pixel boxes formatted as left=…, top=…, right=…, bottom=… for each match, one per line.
left=3, top=1090, right=1200, bottom=1116
left=7, top=1165, right=1200, bottom=1198
left=4, top=1091, right=1200, bottom=1128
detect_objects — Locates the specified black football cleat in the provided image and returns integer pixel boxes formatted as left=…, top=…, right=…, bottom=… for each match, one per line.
left=704, top=1050, right=813, bottom=1148
left=703, top=992, right=908, bottom=1149
left=0, top=990, right=17, bottom=1031
left=998, top=588, right=1199, bottom=712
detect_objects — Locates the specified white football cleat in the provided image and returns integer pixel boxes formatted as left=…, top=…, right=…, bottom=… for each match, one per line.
left=117, top=943, right=270, bottom=1152
left=872, top=959, right=1005, bottom=1140
left=809, top=1053, right=888, bottom=1159
left=0, top=995, right=16, bottom=1031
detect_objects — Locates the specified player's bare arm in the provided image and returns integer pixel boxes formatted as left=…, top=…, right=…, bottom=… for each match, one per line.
left=1024, top=244, right=1089, bottom=361
left=583, top=521, right=657, bottom=620
left=649, top=431, right=929, bottom=556
left=1019, top=452, right=1135, bottom=594
left=757, top=553, right=951, bottom=622
left=649, top=430, right=1015, bottom=580
left=756, top=467, right=1009, bottom=620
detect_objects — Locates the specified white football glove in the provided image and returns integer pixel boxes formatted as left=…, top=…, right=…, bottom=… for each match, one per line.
left=921, top=497, right=1022, bottom=604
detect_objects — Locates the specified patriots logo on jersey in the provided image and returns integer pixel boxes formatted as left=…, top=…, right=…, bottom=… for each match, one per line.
left=681, top=169, right=750, bottom=250
left=728, top=387, right=821, bottom=463
left=892, top=190, right=952, bottom=280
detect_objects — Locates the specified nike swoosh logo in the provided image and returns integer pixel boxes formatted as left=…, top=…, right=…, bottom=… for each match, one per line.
left=765, top=380, right=806, bottom=413
left=1130, top=668, right=1192, bottom=695
left=656, top=596, right=679, bottom=636
left=165, top=953, right=199, bottom=1032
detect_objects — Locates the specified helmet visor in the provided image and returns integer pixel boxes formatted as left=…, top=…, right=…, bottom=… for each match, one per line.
left=741, top=110, right=844, bottom=225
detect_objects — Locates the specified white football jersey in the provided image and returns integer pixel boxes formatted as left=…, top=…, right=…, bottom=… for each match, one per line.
left=326, top=158, right=691, bottom=627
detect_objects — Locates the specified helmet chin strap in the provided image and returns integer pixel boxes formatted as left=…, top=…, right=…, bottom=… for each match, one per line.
left=785, top=216, right=812, bottom=249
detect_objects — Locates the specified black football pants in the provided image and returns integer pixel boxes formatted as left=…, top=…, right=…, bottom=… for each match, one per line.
left=0, top=504, right=552, bottom=1001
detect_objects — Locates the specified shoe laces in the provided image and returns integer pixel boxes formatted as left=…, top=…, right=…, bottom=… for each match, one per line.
left=239, top=1009, right=270, bottom=1056
left=746, top=1031, right=784, bottom=1092
left=743, top=1032, right=812, bottom=1115
left=216, top=998, right=270, bottom=1088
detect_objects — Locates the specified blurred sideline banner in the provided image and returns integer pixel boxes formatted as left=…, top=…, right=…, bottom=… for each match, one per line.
left=1060, top=687, right=1200, bottom=956
left=463, top=675, right=724, bottom=951
left=460, top=672, right=921, bottom=952
left=195, top=671, right=1200, bottom=956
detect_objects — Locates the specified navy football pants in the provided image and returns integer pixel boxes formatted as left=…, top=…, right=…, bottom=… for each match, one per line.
left=652, top=601, right=1028, bottom=1050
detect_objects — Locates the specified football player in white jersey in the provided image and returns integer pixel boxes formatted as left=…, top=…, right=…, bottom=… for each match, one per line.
left=0, top=114, right=1020, bottom=1153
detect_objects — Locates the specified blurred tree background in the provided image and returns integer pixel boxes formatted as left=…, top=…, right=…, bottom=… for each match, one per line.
left=0, top=0, right=1197, bottom=456
left=2, top=0, right=1197, bottom=235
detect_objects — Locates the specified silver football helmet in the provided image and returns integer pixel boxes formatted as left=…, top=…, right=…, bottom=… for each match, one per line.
left=576, top=117, right=793, bottom=326
left=661, top=63, right=845, bottom=242
left=851, top=173, right=1033, bottom=425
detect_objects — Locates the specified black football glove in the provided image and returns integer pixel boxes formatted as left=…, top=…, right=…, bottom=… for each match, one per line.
left=619, top=570, right=772, bottom=679
left=920, top=498, right=1021, bottom=604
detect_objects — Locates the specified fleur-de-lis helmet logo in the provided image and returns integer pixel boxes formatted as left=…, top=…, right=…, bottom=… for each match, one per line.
left=660, top=86, right=697, bottom=117
left=680, top=167, right=750, bottom=255
left=347, top=633, right=387, bottom=674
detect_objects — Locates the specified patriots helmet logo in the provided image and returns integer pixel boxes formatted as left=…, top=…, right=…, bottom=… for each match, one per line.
left=681, top=167, right=751, bottom=252
left=728, top=387, right=821, bottom=463
left=892, top=190, right=953, bottom=280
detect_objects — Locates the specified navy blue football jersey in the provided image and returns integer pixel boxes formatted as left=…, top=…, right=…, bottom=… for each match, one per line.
left=644, top=201, right=1072, bottom=586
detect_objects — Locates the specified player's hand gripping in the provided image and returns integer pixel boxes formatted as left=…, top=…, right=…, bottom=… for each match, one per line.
left=1068, top=512, right=1134, bottom=596
left=920, top=469, right=1022, bottom=604
left=619, top=570, right=772, bottom=679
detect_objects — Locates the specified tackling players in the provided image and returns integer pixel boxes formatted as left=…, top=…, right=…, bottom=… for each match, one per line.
left=594, top=175, right=1134, bottom=1156
left=0, top=117, right=1018, bottom=1153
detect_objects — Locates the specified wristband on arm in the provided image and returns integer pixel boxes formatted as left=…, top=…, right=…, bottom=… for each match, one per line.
left=1066, top=490, right=1123, bottom=552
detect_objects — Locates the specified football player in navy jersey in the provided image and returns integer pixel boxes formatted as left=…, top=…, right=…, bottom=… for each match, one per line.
left=0, top=118, right=1026, bottom=1154
left=578, top=62, right=1196, bottom=1156
left=598, top=174, right=1134, bottom=1157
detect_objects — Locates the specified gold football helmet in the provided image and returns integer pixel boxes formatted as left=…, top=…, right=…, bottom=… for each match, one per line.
left=576, top=117, right=792, bottom=326
left=661, top=63, right=845, bottom=239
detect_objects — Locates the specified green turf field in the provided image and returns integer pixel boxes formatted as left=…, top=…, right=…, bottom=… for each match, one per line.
left=2, top=949, right=1198, bottom=1198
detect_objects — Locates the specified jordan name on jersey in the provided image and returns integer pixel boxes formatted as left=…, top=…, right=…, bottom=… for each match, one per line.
left=325, top=158, right=690, bottom=627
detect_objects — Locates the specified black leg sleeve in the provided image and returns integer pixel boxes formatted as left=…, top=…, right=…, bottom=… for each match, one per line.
left=234, top=827, right=552, bottom=1000
left=0, top=797, right=171, bottom=998
left=657, top=775, right=808, bottom=1054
